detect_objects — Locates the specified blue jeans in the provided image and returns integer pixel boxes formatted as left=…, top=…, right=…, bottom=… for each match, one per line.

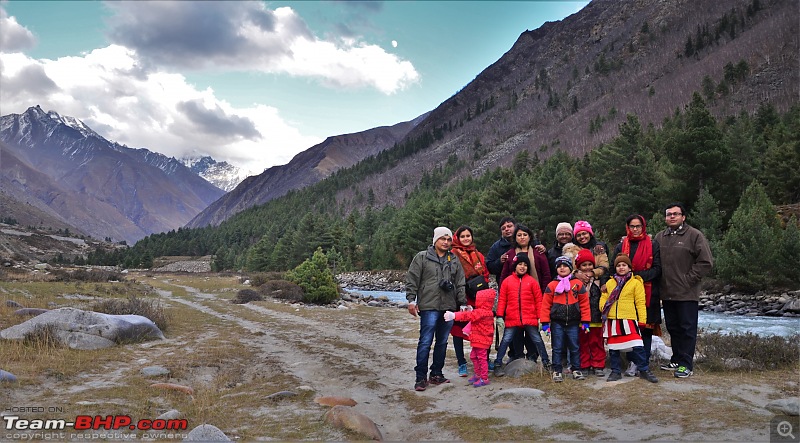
left=611, top=346, right=650, bottom=373
left=551, top=322, right=579, bottom=373
left=415, top=310, right=453, bottom=382
left=494, top=325, right=548, bottom=366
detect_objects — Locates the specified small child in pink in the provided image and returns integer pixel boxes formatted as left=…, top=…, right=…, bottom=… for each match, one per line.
left=444, top=288, right=496, bottom=387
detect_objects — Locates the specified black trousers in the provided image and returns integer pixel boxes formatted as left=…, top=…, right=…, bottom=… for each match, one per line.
left=662, top=300, right=699, bottom=370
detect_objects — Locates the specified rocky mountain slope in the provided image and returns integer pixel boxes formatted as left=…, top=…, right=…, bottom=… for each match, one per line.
left=186, top=114, right=425, bottom=227
left=0, top=106, right=225, bottom=243
left=182, top=156, right=249, bottom=192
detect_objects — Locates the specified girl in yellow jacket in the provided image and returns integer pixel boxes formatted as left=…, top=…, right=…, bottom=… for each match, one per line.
left=600, top=254, right=659, bottom=383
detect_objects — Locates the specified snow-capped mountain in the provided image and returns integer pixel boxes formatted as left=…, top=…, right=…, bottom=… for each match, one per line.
left=0, top=106, right=225, bottom=243
left=182, top=156, right=249, bottom=192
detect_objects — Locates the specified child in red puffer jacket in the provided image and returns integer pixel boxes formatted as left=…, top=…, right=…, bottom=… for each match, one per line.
left=445, top=288, right=496, bottom=387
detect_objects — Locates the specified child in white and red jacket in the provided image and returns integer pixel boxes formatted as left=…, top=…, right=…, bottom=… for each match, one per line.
left=444, top=288, right=495, bottom=387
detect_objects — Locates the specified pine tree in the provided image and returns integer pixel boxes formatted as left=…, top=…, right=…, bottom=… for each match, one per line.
left=692, top=186, right=724, bottom=244
left=773, top=217, right=800, bottom=287
left=716, top=181, right=780, bottom=289
left=286, top=247, right=339, bottom=304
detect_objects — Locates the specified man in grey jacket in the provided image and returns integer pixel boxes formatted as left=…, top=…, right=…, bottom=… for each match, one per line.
left=655, top=203, right=713, bottom=379
left=406, top=227, right=467, bottom=391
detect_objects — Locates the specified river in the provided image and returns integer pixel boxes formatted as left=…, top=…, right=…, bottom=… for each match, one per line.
left=346, top=289, right=799, bottom=337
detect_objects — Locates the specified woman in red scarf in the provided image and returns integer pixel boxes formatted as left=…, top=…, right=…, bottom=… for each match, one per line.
left=450, top=225, right=491, bottom=377
left=611, top=215, right=662, bottom=373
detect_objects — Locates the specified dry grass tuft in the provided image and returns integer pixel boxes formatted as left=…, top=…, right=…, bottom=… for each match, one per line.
left=22, top=323, right=64, bottom=348
left=231, top=288, right=263, bottom=304
left=698, top=331, right=800, bottom=370
left=258, top=279, right=304, bottom=302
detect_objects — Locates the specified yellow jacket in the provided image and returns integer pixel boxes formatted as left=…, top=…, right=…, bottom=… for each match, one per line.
left=599, top=275, right=647, bottom=323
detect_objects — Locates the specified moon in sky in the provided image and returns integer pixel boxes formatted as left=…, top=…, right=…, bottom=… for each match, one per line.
left=391, top=40, right=398, bottom=48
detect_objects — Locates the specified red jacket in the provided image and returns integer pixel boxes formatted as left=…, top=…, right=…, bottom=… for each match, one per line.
left=453, top=288, right=495, bottom=349
left=540, top=278, right=590, bottom=325
left=499, top=248, right=551, bottom=292
left=497, top=273, right=543, bottom=328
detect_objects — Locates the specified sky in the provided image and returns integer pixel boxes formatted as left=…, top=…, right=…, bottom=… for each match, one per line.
left=0, top=0, right=589, bottom=175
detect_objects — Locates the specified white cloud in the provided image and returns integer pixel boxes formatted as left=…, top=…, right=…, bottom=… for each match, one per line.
left=0, top=46, right=321, bottom=174
left=0, top=5, right=36, bottom=53
left=105, top=2, right=419, bottom=94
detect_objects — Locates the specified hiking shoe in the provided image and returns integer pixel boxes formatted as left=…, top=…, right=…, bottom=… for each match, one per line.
left=660, top=362, right=679, bottom=371
left=414, top=379, right=428, bottom=391
left=586, top=368, right=595, bottom=376
left=674, top=366, right=693, bottom=378
left=572, top=370, right=586, bottom=380
left=639, top=370, right=659, bottom=383
left=624, top=362, right=637, bottom=377
left=458, top=363, right=468, bottom=377
left=595, top=368, right=606, bottom=377
left=607, top=372, right=622, bottom=382
left=552, top=372, right=564, bottom=383
left=473, top=378, right=490, bottom=388
left=429, top=374, right=450, bottom=385
left=467, top=375, right=479, bottom=384
left=494, top=363, right=506, bottom=377
left=488, top=360, right=495, bottom=371
left=543, top=362, right=552, bottom=372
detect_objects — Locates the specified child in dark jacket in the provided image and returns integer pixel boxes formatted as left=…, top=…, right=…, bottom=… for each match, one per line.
left=445, top=288, right=496, bottom=387
left=541, top=255, right=590, bottom=382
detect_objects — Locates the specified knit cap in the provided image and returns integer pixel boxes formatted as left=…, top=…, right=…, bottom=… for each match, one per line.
left=573, top=220, right=594, bottom=236
left=513, top=252, right=531, bottom=268
left=556, top=222, right=573, bottom=236
left=614, top=254, right=632, bottom=268
left=432, top=227, right=453, bottom=245
left=576, top=249, right=595, bottom=267
left=554, top=255, right=573, bottom=271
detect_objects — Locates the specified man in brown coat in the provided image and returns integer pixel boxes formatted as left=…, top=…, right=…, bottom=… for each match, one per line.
left=654, top=202, right=713, bottom=379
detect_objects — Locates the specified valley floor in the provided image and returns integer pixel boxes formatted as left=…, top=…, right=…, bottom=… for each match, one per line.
left=1, top=273, right=797, bottom=441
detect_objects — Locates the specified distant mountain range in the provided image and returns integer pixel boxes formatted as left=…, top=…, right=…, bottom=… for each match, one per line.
left=2, top=0, right=797, bottom=249
left=181, top=156, right=250, bottom=193
left=0, top=106, right=225, bottom=243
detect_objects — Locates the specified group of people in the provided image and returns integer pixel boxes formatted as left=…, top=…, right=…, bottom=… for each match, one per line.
left=405, top=203, right=713, bottom=391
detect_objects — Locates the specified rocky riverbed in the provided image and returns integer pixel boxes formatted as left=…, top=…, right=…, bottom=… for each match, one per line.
left=337, top=271, right=800, bottom=317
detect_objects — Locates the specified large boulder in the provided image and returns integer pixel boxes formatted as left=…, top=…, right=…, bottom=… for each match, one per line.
left=0, top=307, right=165, bottom=350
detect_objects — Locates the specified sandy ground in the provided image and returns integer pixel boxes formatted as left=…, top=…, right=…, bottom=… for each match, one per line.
left=2, top=275, right=795, bottom=441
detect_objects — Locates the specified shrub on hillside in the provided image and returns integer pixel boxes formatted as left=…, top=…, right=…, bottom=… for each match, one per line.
left=51, top=268, right=123, bottom=283
left=258, top=279, right=304, bottom=302
left=248, top=272, right=285, bottom=287
left=698, top=331, right=799, bottom=371
left=232, top=289, right=263, bottom=304
left=92, top=295, right=170, bottom=332
left=285, top=248, right=339, bottom=304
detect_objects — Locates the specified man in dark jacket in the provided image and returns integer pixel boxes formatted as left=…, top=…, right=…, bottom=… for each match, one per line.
left=485, top=216, right=517, bottom=282
left=406, top=227, right=466, bottom=391
left=654, top=203, right=713, bottom=379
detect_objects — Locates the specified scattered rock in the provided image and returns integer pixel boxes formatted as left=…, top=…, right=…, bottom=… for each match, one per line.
left=184, top=424, right=230, bottom=441
left=783, top=299, right=800, bottom=313
left=765, top=398, right=800, bottom=416
left=315, top=396, right=357, bottom=407
left=5, top=300, right=24, bottom=308
left=503, top=358, right=539, bottom=377
left=156, top=410, right=182, bottom=420
left=323, top=405, right=382, bottom=441
left=13, top=308, right=49, bottom=316
left=141, top=366, right=171, bottom=377
left=266, top=391, right=297, bottom=401
left=0, top=369, right=18, bottom=382
left=651, top=336, right=672, bottom=360
left=490, top=388, right=545, bottom=399
left=0, top=307, right=165, bottom=350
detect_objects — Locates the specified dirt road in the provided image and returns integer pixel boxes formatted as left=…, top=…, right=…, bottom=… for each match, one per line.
left=3, top=274, right=792, bottom=441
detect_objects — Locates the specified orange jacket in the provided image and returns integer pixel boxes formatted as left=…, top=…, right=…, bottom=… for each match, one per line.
left=540, top=278, right=590, bottom=325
